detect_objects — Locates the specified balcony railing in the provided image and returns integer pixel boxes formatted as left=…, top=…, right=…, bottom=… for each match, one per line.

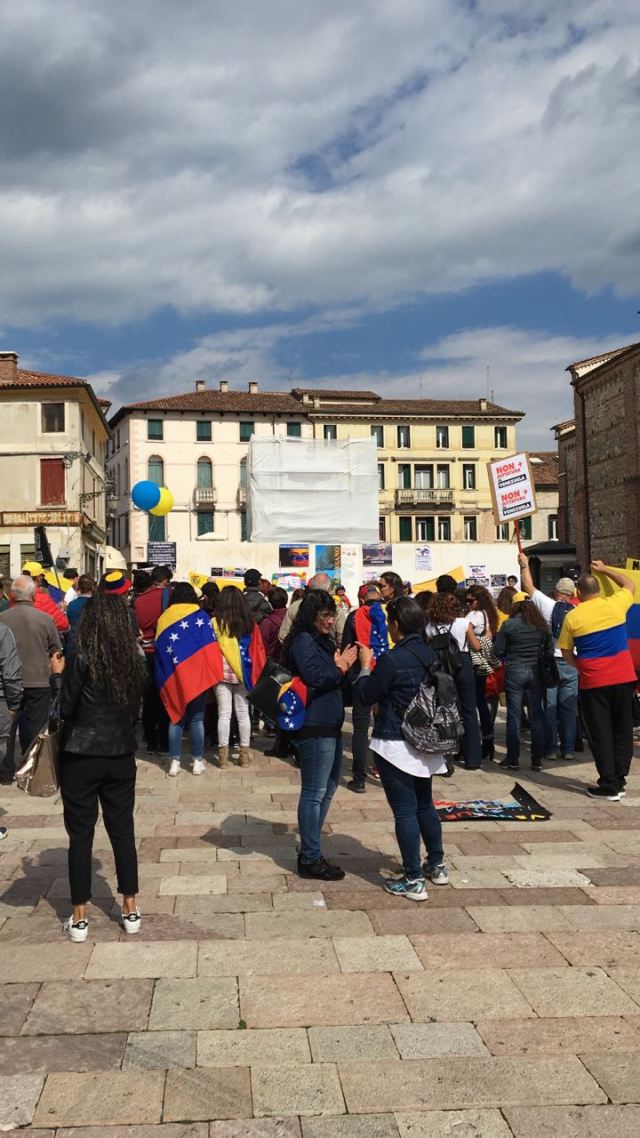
left=395, top=488, right=454, bottom=507
left=193, top=486, right=217, bottom=506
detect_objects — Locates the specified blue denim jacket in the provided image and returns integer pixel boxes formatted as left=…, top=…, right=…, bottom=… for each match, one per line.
left=356, top=634, right=436, bottom=741
left=288, top=630, right=345, bottom=732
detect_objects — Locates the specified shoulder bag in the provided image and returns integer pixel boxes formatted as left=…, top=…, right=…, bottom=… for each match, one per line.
left=15, top=696, right=61, bottom=797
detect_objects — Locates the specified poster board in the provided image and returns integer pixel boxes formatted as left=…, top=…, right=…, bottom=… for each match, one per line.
left=487, top=453, right=537, bottom=524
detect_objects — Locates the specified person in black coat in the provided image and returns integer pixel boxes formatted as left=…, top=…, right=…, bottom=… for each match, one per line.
left=51, top=591, right=145, bottom=943
left=284, top=590, right=357, bottom=881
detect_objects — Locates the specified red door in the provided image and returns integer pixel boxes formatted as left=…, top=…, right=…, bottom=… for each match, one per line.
left=40, top=458, right=65, bottom=505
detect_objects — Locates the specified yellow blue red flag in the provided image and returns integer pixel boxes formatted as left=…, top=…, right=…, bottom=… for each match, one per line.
left=594, top=563, right=640, bottom=672
left=155, top=603, right=224, bottom=724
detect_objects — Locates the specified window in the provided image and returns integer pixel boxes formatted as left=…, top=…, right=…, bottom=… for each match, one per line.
left=462, top=425, right=475, bottom=449
left=397, top=463, right=411, bottom=489
left=41, top=402, right=65, bottom=433
left=399, top=517, right=413, bottom=542
left=397, top=425, right=411, bottom=449
left=197, top=457, right=213, bottom=488
left=371, top=425, right=384, bottom=447
left=548, top=514, right=558, bottom=540
left=123, top=515, right=129, bottom=546
left=239, top=457, right=248, bottom=489
left=378, top=464, right=385, bottom=490
left=197, top=510, right=214, bottom=536
left=416, top=516, right=435, bottom=541
left=464, top=516, right=477, bottom=541
left=438, top=516, right=451, bottom=541
left=147, top=419, right=163, bottom=441
left=239, top=421, right=254, bottom=442
left=494, top=425, right=507, bottom=449
left=436, top=425, right=449, bottom=448
left=40, top=458, right=65, bottom=505
left=496, top=523, right=510, bottom=541
left=240, top=511, right=248, bottom=541
left=196, top=420, right=212, bottom=442
left=414, top=464, right=433, bottom=489
left=462, top=463, right=476, bottom=490
left=148, top=513, right=166, bottom=542
left=324, top=424, right=337, bottom=440
left=148, top=456, right=164, bottom=485
left=436, top=464, right=450, bottom=489
left=287, top=422, right=302, bottom=437
left=517, top=516, right=532, bottom=540
left=379, top=516, right=386, bottom=541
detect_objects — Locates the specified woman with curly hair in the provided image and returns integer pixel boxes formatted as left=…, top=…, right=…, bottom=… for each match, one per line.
left=493, top=596, right=552, bottom=771
left=53, top=586, right=145, bottom=942
left=465, top=584, right=500, bottom=762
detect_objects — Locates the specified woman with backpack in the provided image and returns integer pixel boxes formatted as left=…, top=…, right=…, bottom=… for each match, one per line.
left=493, top=595, right=552, bottom=771
left=465, top=584, right=500, bottom=762
left=424, top=591, right=483, bottom=770
left=356, top=596, right=448, bottom=901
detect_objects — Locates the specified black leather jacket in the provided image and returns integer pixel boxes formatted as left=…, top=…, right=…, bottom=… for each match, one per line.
left=53, top=653, right=138, bottom=757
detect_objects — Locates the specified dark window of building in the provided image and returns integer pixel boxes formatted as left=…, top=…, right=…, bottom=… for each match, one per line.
left=464, top=516, right=477, bottom=541
left=399, top=517, right=413, bottom=542
left=416, top=516, right=435, bottom=541
left=438, top=516, right=451, bottom=541
left=517, top=516, right=532, bottom=540
left=148, top=513, right=166, bottom=541
left=436, top=425, right=449, bottom=448
left=239, top=421, right=254, bottom=442
left=379, top=516, right=386, bottom=541
left=378, top=464, right=385, bottom=490
left=197, top=421, right=212, bottom=442
left=324, top=424, right=337, bottom=440
left=494, top=425, right=508, bottom=448
left=197, top=457, right=213, bottom=488
left=462, top=463, right=476, bottom=489
left=148, top=456, right=164, bottom=485
left=197, top=511, right=214, bottom=536
left=548, top=514, right=558, bottom=540
left=147, top=419, right=163, bottom=441
left=40, top=458, right=65, bottom=505
left=462, top=425, right=475, bottom=448
left=398, top=463, right=411, bottom=489
left=397, top=425, right=411, bottom=449
left=287, top=422, right=302, bottom=437
left=240, top=511, right=248, bottom=541
left=371, top=425, right=384, bottom=447
left=41, top=402, right=65, bottom=433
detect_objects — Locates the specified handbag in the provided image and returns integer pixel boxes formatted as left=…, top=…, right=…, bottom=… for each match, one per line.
left=539, top=638, right=560, bottom=689
left=247, top=658, right=296, bottom=722
left=15, top=697, right=61, bottom=797
left=470, top=634, right=501, bottom=676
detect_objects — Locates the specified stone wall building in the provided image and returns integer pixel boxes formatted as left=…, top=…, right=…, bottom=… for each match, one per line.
left=553, top=419, right=576, bottom=549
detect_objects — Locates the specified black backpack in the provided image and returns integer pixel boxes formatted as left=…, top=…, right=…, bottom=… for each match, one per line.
left=427, top=624, right=463, bottom=678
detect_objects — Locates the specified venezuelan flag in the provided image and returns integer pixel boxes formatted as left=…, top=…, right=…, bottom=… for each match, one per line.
left=413, top=566, right=465, bottom=595
left=42, top=569, right=65, bottom=604
left=213, top=621, right=267, bottom=690
left=596, top=564, right=640, bottom=673
left=155, top=603, right=224, bottom=724
left=277, top=676, right=308, bottom=731
left=354, top=602, right=389, bottom=665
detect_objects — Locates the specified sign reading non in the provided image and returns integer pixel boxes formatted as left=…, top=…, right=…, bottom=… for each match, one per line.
left=147, top=542, right=177, bottom=570
left=487, top=452, right=537, bottom=524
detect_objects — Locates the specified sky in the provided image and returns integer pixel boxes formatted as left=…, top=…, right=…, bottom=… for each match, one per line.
left=2, top=0, right=640, bottom=447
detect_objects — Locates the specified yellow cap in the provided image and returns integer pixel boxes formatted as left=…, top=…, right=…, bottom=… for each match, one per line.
left=512, top=591, right=528, bottom=603
left=22, top=561, right=44, bottom=576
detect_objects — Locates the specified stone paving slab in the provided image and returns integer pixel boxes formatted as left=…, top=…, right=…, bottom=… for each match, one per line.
left=504, top=1104, right=640, bottom=1137
left=395, top=1110, right=512, bottom=1137
left=338, top=1055, right=606, bottom=1112
left=244, top=910, right=374, bottom=939
left=34, top=1069, right=166, bottom=1127
left=198, top=937, right=340, bottom=976
left=149, top=977, right=239, bottom=1030
left=332, top=934, right=423, bottom=972
left=390, top=1022, right=489, bottom=1059
left=368, top=908, right=478, bottom=935
left=467, top=905, right=575, bottom=931
left=252, top=1062, right=345, bottom=1117
left=0, top=1031, right=126, bottom=1073
left=209, top=1122, right=301, bottom=1138
left=0, top=1073, right=45, bottom=1130
left=241, top=972, right=409, bottom=1028
left=124, top=1029, right=197, bottom=1068
left=163, top=1066, right=252, bottom=1122
left=0, top=940, right=92, bottom=980
left=409, top=931, right=567, bottom=970
left=477, top=1015, right=640, bottom=1056
left=394, top=968, right=535, bottom=1022
left=307, top=1025, right=398, bottom=1061
left=0, top=981, right=40, bottom=1034
left=55, top=1127, right=208, bottom=1138
left=302, top=1115, right=400, bottom=1137
left=23, top=978, right=154, bottom=1034
left=507, top=965, right=640, bottom=1016
left=198, top=1027, right=311, bottom=1066
left=85, top=940, right=198, bottom=978
left=545, top=930, right=640, bottom=966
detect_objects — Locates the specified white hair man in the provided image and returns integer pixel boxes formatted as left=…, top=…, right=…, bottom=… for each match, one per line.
left=0, top=575, right=62, bottom=759
left=278, top=573, right=346, bottom=644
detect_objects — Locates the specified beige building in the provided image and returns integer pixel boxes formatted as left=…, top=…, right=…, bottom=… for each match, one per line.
left=0, top=352, right=111, bottom=578
left=109, top=380, right=523, bottom=565
left=528, top=451, right=559, bottom=545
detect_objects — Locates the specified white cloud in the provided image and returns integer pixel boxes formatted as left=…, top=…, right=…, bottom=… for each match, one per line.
left=1, top=0, right=640, bottom=326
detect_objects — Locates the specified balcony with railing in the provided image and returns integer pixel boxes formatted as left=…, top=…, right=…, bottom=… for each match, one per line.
left=395, top=488, right=454, bottom=508
left=193, top=486, right=217, bottom=506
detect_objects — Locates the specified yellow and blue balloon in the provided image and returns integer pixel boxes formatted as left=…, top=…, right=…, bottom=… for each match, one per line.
left=131, top=480, right=174, bottom=517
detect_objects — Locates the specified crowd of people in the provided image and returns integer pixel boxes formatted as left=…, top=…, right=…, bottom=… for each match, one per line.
left=0, top=553, right=637, bottom=936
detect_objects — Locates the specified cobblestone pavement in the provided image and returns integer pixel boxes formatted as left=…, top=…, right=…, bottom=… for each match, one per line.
left=1, top=716, right=640, bottom=1136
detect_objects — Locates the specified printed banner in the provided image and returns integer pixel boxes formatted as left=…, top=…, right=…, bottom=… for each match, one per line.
left=435, top=783, right=551, bottom=822
left=487, top=452, right=537, bottom=524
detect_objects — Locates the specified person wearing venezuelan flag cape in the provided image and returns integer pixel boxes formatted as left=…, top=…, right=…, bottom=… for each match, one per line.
left=154, top=582, right=225, bottom=777
left=213, top=587, right=266, bottom=769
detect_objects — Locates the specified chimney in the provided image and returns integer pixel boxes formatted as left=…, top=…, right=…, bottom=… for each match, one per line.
left=219, top=379, right=229, bottom=393
left=248, top=381, right=258, bottom=395
left=0, top=351, right=18, bottom=382
left=195, top=379, right=206, bottom=393
left=479, top=397, right=488, bottom=411
left=302, top=392, right=311, bottom=405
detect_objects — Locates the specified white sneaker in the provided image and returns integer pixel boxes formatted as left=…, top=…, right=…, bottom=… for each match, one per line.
left=192, top=758, right=206, bottom=776
left=63, top=915, right=89, bottom=943
left=168, top=759, right=181, bottom=777
left=121, top=908, right=141, bottom=934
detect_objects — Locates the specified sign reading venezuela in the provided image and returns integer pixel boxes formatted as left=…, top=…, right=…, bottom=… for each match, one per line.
left=487, top=452, right=537, bottom=524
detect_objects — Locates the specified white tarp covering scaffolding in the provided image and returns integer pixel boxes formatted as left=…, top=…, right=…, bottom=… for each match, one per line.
left=248, top=436, right=379, bottom=543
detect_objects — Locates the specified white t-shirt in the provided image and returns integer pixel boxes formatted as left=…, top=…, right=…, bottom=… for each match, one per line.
left=531, top=588, right=564, bottom=658
left=370, top=736, right=447, bottom=778
left=64, top=586, right=78, bottom=604
left=425, top=618, right=470, bottom=653
left=467, top=610, right=487, bottom=636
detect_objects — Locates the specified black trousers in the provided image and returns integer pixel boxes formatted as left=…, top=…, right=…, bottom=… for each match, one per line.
left=18, top=688, right=50, bottom=754
left=351, top=688, right=372, bottom=782
left=142, top=654, right=169, bottom=751
left=579, top=681, right=635, bottom=793
left=455, top=653, right=482, bottom=768
left=60, top=752, right=138, bottom=905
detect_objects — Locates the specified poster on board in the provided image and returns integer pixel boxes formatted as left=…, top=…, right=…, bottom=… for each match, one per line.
left=487, top=452, right=537, bottom=524
left=415, top=545, right=433, bottom=572
left=315, top=544, right=341, bottom=572
left=271, top=571, right=307, bottom=591
left=363, top=543, right=392, bottom=567
left=279, top=544, right=310, bottom=569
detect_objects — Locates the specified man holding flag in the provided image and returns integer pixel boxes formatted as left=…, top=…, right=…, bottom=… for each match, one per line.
left=559, top=560, right=637, bottom=801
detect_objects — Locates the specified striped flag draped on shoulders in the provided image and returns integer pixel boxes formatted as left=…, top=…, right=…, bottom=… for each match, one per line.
left=155, top=603, right=224, bottom=724
left=213, top=619, right=266, bottom=689
left=354, top=602, right=389, bottom=666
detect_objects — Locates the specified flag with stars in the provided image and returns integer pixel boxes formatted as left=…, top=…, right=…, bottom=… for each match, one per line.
left=213, top=620, right=267, bottom=690
left=155, top=603, right=224, bottom=723
left=354, top=602, right=389, bottom=667
left=277, top=676, right=308, bottom=731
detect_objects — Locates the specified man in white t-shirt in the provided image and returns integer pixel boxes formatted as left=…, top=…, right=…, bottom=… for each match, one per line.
left=62, top=568, right=79, bottom=605
left=518, top=553, right=579, bottom=760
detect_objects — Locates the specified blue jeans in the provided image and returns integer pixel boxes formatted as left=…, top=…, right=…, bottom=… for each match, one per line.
left=544, top=659, right=578, bottom=754
left=505, top=666, right=545, bottom=763
left=168, top=693, right=206, bottom=761
left=297, top=735, right=342, bottom=863
left=376, top=755, right=444, bottom=878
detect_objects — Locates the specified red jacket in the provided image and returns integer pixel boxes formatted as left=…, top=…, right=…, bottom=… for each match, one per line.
left=259, top=607, right=286, bottom=662
left=134, top=585, right=172, bottom=653
left=35, top=587, right=69, bottom=634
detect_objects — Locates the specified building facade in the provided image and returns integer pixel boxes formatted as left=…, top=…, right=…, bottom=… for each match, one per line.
left=109, top=380, right=523, bottom=564
left=528, top=451, right=559, bottom=545
left=567, top=342, right=640, bottom=567
left=554, top=419, right=576, bottom=549
left=0, top=352, right=111, bottom=578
